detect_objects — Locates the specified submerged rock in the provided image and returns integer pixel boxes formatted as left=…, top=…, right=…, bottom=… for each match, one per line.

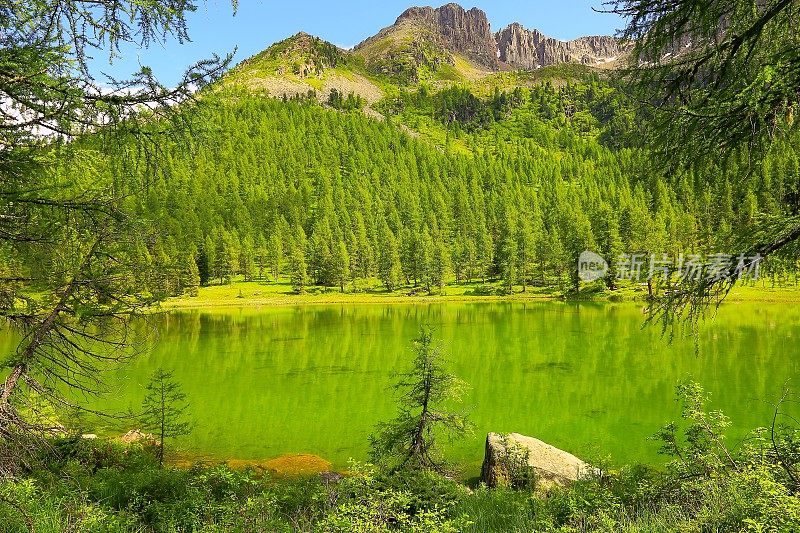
left=263, top=454, right=332, bottom=477
left=118, top=429, right=157, bottom=445
left=481, top=433, right=596, bottom=489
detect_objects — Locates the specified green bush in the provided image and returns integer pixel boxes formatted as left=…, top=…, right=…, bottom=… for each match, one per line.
left=375, top=468, right=468, bottom=515
left=319, top=464, right=471, bottom=532
left=0, top=478, right=137, bottom=533
left=4, top=384, right=800, bottom=533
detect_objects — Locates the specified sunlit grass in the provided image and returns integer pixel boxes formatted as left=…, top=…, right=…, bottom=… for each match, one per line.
left=161, top=276, right=800, bottom=309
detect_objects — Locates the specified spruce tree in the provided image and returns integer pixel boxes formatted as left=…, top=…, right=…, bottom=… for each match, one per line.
left=140, top=369, right=192, bottom=468
left=516, top=216, right=536, bottom=293
left=333, top=241, right=350, bottom=293
left=419, top=230, right=434, bottom=293
left=369, top=329, right=471, bottom=472
left=181, top=253, right=201, bottom=297
left=289, top=229, right=309, bottom=294
left=203, top=235, right=217, bottom=286
left=267, top=232, right=283, bottom=282
left=378, top=223, right=403, bottom=292
left=431, top=236, right=451, bottom=294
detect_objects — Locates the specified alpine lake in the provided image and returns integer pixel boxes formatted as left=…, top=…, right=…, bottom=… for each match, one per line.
left=3, top=301, right=799, bottom=478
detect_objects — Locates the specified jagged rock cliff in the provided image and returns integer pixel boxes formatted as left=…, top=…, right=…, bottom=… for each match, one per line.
left=392, top=3, right=499, bottom=69
left=356, top=4, right=628, bottom=75
left=496, top=23, right=628, bottom=69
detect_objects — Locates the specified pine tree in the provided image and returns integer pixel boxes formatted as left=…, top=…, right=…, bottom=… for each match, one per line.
left=476, top=223, right=494, bottom=283
left=515, top=216, right=536, bottom=293
left=289, top=246, right=308, bottom=294
left=309, top=217, right=335, bottom=285
left=501, top=234, right=518, bottom=295
left=289, top=229, right=309, bottom=294
left=196, top=244, right=211, bottom=287
left=378, top=223, right=403, bottom=292
left=150, top=241, right=174, bottom=298
left=140, top=369, right=192, bottom=468
left=255, top=234, right=267, bottom=280
left=564, top=211, right=596, bottom=293
left=451, top=239, right=467, bottom=284
left=238, top=235, right=256, bottom=282
left=401, top=228, right=420, bottom=287
left=595, top=204, right=624, bottom=290
left=267, top=231, right=283, bottom=282
left=353, top=215, right=374, bottom=284
left=419, top=230, right=434, bottom=293
left=498, top=202, right=518, bottom=294
left=333, top=240, right=350, bottom=293
left=430, top=236, right=451, bottom=294
left=203, top=235, right=216, bottom=286
left=214, top=232, right=234, bottom=285
left=181, top=253, right=201, bottom=297
left=369, top=328, right=471, bottom=472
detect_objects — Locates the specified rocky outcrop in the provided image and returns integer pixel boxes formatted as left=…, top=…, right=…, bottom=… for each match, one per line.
left=496, top=23, right=629, bottom=69
left=396, top=4, right=498, bottom=69
left=332, top=4, right=632, bottom=77
left=481, top=433, right=596, bottom=489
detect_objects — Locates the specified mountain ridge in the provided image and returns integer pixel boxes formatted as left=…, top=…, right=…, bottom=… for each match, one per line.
left=220, top=4, right=627, bottom=101
left=353, top=3, right=628, bottom=75
left=496, top=22, right=628, bottom=70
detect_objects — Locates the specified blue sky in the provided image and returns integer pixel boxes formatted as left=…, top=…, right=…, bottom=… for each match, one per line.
left=91, top=1, right=624, bottom=86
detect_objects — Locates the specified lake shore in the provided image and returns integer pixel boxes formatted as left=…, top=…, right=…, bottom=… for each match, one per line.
left=160, top=279, right=800, bottom=310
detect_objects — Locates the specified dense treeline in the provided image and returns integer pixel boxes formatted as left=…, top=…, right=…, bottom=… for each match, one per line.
left=53, top=79, right=800, bottom=298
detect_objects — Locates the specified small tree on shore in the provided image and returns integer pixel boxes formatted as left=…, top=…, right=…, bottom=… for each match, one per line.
left=289, top=246, right=309, bottom=294
left=140, top=369, right=192, bottom=468
left=370, top=328, right=472, bottom=472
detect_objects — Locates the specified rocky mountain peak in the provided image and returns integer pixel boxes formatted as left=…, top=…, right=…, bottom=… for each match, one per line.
left=361, top=4, right=629, bottom=73
left=389, top=4, right=499, bottom=70
left=396, top=5, right=436, bottom=23
left=496, top=23, right=628, bottom=69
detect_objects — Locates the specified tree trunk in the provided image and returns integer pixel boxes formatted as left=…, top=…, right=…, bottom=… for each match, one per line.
left=0, top=239, right=100, bottom=408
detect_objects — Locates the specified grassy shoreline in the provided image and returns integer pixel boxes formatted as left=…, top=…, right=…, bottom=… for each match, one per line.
left=160, top=279, right=800, bottom=310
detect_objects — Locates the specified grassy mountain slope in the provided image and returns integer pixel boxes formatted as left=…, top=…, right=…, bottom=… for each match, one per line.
left=220, top=33, right=386, bottom=104
left=218, top=29, right=611, bottom=121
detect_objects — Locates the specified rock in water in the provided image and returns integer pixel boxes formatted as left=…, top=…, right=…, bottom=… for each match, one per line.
left=481, top=433, right=595, bottom=489
left=118, top=429, right=157, bottom=445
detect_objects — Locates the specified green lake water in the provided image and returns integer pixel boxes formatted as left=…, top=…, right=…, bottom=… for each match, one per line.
left=3, top=302, right=800, bottom=475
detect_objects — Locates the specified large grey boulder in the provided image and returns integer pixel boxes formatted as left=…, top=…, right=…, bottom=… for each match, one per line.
left=481, top=433, right=596, bottom=489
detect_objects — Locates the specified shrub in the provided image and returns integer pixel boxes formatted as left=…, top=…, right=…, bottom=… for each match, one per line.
left=375, top=468, right=467, bottom=515
left=492, top=434, right=538, bottom=490
left=319, top=463, right=471, bottom=532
